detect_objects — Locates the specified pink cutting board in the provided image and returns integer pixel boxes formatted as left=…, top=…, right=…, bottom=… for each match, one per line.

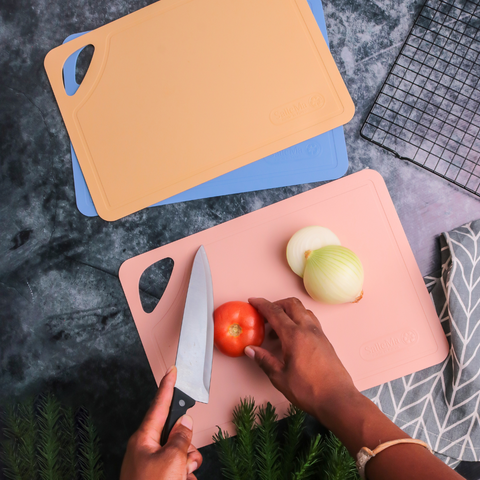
left=119, top=169, right=448, bottom=447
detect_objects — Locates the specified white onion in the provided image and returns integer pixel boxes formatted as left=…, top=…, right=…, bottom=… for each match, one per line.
left=286, top=226, right=341, bottom=278
left=303, top=245, right=364, bottom=304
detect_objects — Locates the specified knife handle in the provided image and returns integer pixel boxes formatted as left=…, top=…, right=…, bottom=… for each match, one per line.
left=160, top=387, right=196, bottom=446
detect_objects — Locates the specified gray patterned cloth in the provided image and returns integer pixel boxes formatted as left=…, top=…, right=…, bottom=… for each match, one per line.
left=363, top=219, right=480, bottom=468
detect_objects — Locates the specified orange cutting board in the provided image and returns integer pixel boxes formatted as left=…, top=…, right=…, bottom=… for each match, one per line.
left=44, top=0, right=354, bottom=221
left=119, top=170, right=448, bottom=447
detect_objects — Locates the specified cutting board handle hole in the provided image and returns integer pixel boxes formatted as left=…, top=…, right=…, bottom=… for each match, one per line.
left=139, top=257, right=174, bottom=314
left=63, top=44, right=95, bottom=95
left=75, top=45, right=95, bottom=87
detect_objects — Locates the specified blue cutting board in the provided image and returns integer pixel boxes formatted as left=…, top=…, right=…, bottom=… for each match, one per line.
left=64, top=0, right=349, bottom=217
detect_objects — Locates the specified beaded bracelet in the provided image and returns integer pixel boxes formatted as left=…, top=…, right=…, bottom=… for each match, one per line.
left=356, top=438, right=433, bottom=479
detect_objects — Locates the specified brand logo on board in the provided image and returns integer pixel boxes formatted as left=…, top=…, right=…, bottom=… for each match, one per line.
left=360, top=329, right=419, bottom=360
left=270, top=93, right=325, bottom=125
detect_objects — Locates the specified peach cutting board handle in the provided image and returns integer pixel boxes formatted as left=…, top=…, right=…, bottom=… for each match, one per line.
left=44, top=30, right=107, bottom=114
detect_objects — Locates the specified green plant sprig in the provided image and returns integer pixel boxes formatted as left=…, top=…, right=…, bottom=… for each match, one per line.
left=232, top=397, right=257, bottom=480
left=213, top=428, right=244, bottom=480
left=256, top=402, right=281, bottom=480
left=77, top=409, right=104, bottom=480
left=37, top=394, right=63, bottom=480
left=214, top=398, right=360, bottom=480
left=321, top=433, right=360, bottom=480
left=0, top=393, right=105, bottom=480
left=282, top=404, right=306, bottom=477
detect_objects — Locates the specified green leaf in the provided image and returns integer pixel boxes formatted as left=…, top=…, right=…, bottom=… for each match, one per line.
left=17, top=398, right=38, bottom=479
left=232, top=397, right=257, bottom=480
left=292, top=434, right=323, bottom=480
left=1, top=399, right=38, bottom=480
left=1, top=439, right=24, bottom=480
left=60, top=406, right=78, bottom=479
left=77, top=409, right=104, bottom=480
left=37, top=394, right=63, bottom=480
left=213, top=427, right=244, bottom=480
left=322, top=433, right=359, bottom=480
left=2, top=404, right=23, bottom=442
left=1, top=404, right=27, bottom=480
left=282, top=404, right=306, bottom=479
left=1, top=393, right=106, bottom=480
left=212, top=399, right=359, bottom=480
left=256, top=403, right=281, bottom=480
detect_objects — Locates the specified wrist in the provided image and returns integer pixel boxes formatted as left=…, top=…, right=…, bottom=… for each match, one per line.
left=314, top=386, right=364, bottom=431
left=314, top=389, right=409, bottom=457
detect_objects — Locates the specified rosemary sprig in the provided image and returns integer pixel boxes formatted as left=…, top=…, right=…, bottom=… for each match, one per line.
left=60, top=406, right=77, bottom=479
left=1, top=439, right=24, bottom=480
left=322, top=433, right=360, bottom=480
left=0, top=394, right=105, bottom=480
left=232, top=397, right=257, bottom=480
left=292, top=434, right=323, bottom=480
left=1, top=403, right=30, bottom=480
left=256, top=403, right=281, bottom=480
left=77, top=409, right=104, bottom=480
left=213, top=428, right=244, bottom=480
left=17, top=399, right=38, bottom=479
left=282, top=404, right=306, bottom=478
left=37, top=394, right=63, bottom=480
left=214, top=398, right=359, bottom=480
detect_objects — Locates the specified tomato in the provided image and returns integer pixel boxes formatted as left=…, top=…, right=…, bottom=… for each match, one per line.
left=213, top=301, right=265, bottom=357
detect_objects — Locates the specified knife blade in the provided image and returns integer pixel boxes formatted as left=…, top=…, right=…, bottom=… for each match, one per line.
left=160, top=245, right=214, bottom=445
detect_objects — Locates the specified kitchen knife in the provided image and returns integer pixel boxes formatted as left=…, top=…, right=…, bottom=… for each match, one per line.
left=160, top=245, right=214, bottom=445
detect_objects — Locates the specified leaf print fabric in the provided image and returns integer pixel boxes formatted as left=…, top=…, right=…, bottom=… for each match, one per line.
left=363, top=220, right=480, bottom=467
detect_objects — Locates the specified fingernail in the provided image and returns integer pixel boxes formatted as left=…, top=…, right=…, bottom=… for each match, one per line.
left=181, top=414, right=193, bottom=430
left=244, top=346, right=255, bottom=359
left=166, top=365, right=175, bottom=375
left=188, top=461, right=198, bottom=474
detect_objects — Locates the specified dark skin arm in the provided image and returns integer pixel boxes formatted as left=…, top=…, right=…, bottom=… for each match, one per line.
left=245, top=297, right=463, bottom=480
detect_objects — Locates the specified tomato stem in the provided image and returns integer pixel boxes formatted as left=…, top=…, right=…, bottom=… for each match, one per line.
left=228, top=323, right=243, bottom=337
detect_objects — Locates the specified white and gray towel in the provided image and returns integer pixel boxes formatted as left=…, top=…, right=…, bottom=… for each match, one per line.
left=363, top=219, right=480, bottom=468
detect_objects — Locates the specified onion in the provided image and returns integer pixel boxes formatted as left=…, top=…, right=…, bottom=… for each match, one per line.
left=286, top=226, right=364, bottom=304
left=303, top=246, right=364, bottom=304
left=286, top=226, right=341, bottom=277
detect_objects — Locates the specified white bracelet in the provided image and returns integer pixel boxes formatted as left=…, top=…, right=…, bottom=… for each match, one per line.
left=355, top=438, right=433, bottom=479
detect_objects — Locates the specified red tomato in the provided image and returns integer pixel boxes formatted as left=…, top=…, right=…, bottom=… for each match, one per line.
left=213, top=301, right=265, bottom=357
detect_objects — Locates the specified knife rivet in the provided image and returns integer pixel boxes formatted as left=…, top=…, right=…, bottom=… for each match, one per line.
left=179, top=399, right=186, bottom=407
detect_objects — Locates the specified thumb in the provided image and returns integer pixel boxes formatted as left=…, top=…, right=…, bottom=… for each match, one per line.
left=245, top=345, right=283, bottom=380
left=165, top=415, right=194, bottom=454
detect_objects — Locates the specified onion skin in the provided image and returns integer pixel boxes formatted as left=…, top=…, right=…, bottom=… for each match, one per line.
left=303, top=245, right=364, bottom=304
left=286, top=226, right=341, bottom=278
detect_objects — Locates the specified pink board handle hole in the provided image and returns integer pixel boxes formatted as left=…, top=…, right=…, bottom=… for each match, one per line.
left=139, top=257, right=175, bottom=314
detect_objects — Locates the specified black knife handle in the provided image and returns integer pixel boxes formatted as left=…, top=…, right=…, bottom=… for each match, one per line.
left=160, top=387, right=196, bottom=446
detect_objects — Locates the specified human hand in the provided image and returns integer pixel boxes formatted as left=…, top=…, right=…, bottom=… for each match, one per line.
left=245, top=298, right=466, bottom=480
left=245, top=297, right=359, bottom=426
left=120, top=366, right=202, bottom=480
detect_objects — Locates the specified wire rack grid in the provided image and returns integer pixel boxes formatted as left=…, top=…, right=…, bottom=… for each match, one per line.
left=361, top=0, right=480, bottom=197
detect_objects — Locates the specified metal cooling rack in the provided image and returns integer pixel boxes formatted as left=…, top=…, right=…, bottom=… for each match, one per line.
left=361, top=0, right=480, bottom=197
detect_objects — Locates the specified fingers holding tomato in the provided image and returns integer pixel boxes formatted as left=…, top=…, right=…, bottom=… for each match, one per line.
left=213, top=301, right=265, bottom=357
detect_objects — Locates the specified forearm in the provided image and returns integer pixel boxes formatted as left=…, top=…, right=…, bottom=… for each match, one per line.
left=245, top=297, right=464, bottom=480
left=315, top=390, right=464, bottom=480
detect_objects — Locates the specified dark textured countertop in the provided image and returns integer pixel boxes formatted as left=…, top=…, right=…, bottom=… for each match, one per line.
left=1, top=0, right=480, bottom=478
